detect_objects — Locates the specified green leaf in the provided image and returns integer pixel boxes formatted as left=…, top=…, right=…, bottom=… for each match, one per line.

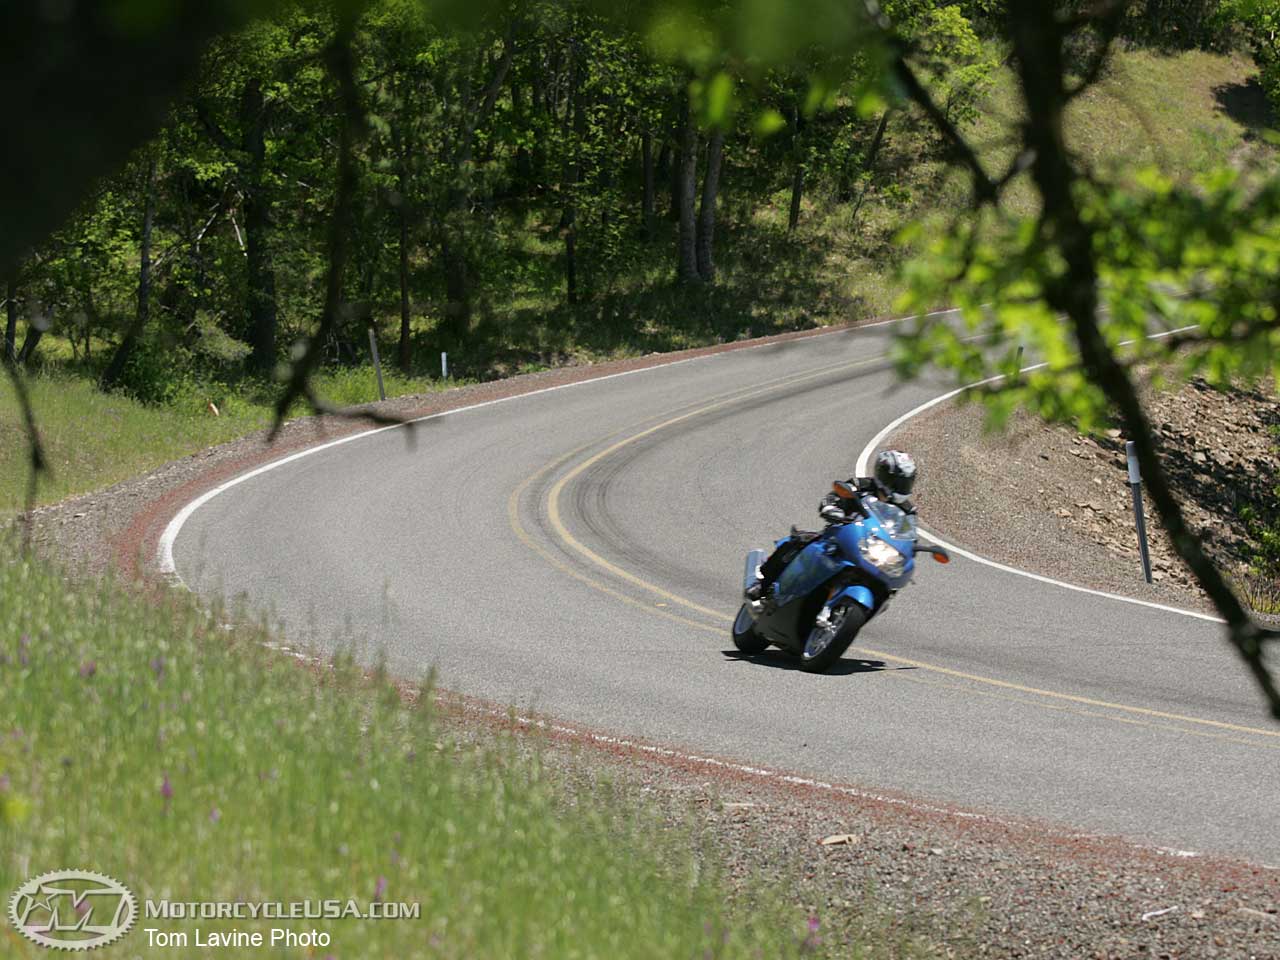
left=753, top=108, right=787, bottom=137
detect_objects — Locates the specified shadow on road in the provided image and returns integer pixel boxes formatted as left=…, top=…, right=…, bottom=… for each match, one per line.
left=720, top=650, right=914, bottom=676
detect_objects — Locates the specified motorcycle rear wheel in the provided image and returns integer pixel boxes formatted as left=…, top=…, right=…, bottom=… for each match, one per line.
left=731, top=603, right=769, bottom=655
left=800, top=600, right=867, bottom=673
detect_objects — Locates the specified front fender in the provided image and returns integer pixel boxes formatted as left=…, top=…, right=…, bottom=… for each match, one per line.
left=829, top=583, right=876, bottom=613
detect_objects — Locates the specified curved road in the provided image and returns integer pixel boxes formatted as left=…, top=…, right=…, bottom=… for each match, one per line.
left=169, top=321, right=1280, bottom=863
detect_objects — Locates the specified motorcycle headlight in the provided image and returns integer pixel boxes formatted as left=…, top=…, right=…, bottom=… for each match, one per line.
left=859, top=536, right=906, bottom=578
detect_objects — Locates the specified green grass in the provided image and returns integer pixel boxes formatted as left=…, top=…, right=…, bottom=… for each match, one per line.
left=0, top=366, right=458, bottom=513
left=0, top=552, right=821, bottom=958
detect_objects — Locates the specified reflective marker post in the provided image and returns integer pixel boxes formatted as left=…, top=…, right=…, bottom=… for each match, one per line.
left=1126, top=441, right=1153, bottom=583
left=368, top=328, right=386, bottom=401
left=441, top=351, right=449, bottom=381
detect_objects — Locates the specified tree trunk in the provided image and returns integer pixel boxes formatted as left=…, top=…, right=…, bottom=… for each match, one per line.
left=511, top=79, right=534, bottom=192
left=788, top=106, right=805, bottom=233
left=1005, top=0, right=1280, bottom=715
left=398, top=199, right=411, bottom=371
left=788, top=162, right=804, bottom=233
left=395, top=88, right=414, bottom=373
left=695, top=127, right=724, bottom=281
left=439, top=40, right=514, bottom=345
left=677, top=102, right=700, bottom=283
left=4, top=277, right=16, bottom=363
left=441, top=218, right=469, bottom=343
left=849, top=110, right=892, bottom=224
left=101, top=152, right=158, bottom=391
left=667, top=124, right=683, bottom=221
left=16, top=324, right=42, bottom=365
left=561, top=34, right=583, bottom=304
left=641, top=126, right=655, bottom=238
left=242, top=78, right=277, bottom=376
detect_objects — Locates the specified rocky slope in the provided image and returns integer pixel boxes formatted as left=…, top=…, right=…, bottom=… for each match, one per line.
left=897, top=377, right=1280, bottom=613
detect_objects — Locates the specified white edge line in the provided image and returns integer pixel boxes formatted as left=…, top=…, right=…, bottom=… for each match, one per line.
left=158, top=309, right=956, bottom=579
left=856, top=325, right=1226, bottom=625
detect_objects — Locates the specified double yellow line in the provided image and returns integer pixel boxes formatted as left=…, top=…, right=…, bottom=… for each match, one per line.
left=508, top=351, right=1280, bottom=748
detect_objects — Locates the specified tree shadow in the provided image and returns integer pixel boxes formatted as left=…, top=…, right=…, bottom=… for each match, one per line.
left=455, top=217, right=840, bottom=378
left=720, top=649, right=914, bottom=677
left=1213, top=78, right=1274, bottom=134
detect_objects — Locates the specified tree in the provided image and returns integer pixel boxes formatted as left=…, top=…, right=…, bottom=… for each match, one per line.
left=892, top=0, right=1280, bottom=717
left=696, top=126, right=725, bottom=280
left=676, top=88, right=700, bottom=282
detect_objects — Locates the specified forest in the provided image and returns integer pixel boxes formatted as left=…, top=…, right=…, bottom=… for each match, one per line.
left=3, top=0, right=1274, bottom=410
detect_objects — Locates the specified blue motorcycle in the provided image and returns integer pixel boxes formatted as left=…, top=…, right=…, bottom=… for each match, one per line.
left=733, top=480, right=950, bottom=672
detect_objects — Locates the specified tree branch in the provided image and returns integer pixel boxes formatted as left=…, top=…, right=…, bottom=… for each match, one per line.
left=891, top=52, right=998, bottom=206
left=269, top=11, right=413, bottom=441
left=1004, top=0, right=1280, bottom=718
left=2, top=350, right=47, bottom=553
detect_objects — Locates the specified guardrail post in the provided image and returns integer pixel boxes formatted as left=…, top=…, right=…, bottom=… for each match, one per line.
left=1125, top=440, right=1153, bottom=584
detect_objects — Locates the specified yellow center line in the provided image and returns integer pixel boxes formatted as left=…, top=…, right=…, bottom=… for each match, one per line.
left=887, top=663, right=1280, bottom=750
left=507, top=357, right=876, bottom=636
left=545, top=355, right=891, bottom=622
left=523, top=357, right=1280, bottom=746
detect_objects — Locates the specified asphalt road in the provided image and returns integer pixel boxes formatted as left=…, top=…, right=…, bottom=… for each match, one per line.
left=172, top=320, right=1280, bottom=864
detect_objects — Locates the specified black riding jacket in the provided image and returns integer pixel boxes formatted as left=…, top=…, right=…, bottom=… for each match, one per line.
left=818, top=477, right=916, bottom=523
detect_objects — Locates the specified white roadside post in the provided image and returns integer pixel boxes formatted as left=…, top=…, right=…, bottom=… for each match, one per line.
left=1126, top=440, right=1153, bottom=583
left=367, top=327, right=386, bottom=401
left=441, top=351, right=449, bottom=381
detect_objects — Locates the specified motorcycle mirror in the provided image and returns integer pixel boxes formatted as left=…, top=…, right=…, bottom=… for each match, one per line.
left=832, top=480, right=856, bottom=498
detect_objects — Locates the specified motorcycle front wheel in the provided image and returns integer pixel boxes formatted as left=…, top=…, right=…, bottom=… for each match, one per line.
left=800, top=600, right=867, bottom=673
left=731, top=603, right=769, bottom=655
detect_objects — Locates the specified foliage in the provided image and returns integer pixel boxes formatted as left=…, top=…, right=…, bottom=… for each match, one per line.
left=1220, top=0, right=1280, bottom=112
left=896, top=165, right=1280, bottom=431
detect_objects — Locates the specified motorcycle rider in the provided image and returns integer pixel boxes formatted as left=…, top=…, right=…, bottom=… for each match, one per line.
left=744, top=450, right=918, bottom=606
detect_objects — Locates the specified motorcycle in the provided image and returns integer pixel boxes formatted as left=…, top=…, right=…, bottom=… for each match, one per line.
left=732, top=480, right=950, bottom=672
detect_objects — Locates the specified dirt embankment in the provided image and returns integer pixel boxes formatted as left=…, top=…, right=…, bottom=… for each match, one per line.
left=897, top=378, right=1280, bottom=615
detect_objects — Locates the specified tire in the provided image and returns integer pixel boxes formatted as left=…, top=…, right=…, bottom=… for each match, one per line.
left=731, top=603, right=769, bottom=655
left=799, top=600, right=867, bottom=673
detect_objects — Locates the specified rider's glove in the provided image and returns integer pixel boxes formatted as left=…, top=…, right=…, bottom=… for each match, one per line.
left=819, top=503, right=845, bottom=522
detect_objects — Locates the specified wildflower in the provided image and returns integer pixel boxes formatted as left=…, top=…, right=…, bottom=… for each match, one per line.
left=210, top=806, right=221, bottom=824
left=799, top=915, right=821, bottom=953
left=373, top=876, right=387, bottom=902
left=161, top=774, right=173, bottom=811
left=79, top=660, right=96, bottom=679
left=150, top=656, right=166, bottom=682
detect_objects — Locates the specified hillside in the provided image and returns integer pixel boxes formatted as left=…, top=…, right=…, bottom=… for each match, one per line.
left=2, top=48, right=1272, bottom=517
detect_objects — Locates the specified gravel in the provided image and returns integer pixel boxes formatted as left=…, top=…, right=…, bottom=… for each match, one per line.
left=443, top=695, right=1280, bottom=959
left=895, top=379, right=1280, bottom=617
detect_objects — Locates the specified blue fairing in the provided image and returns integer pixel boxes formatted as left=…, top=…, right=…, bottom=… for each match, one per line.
left=832, top=583, right=876, bottom=610
left=774, top=541, right=847, bottom=607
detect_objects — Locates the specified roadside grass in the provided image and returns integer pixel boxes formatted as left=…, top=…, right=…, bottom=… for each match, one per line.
left=0, top=552, right=823, bottom=959
left=0, top=366, right=455, bottom=513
